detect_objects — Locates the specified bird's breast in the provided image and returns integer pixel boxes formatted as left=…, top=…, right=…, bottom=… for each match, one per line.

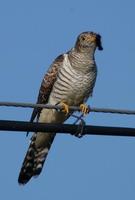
left=49, top=55, right=97, bottom=106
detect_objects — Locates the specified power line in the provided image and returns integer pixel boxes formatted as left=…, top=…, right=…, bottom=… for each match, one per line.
left=0, top=120, right=135, bottom=137
left=0, top=101, right=135, bottom=115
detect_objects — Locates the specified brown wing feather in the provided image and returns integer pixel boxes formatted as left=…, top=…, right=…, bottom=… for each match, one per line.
left=29, top=54, right=64, bottom=123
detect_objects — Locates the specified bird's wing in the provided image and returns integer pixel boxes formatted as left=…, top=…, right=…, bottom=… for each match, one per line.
left=30, top=54, right=64, bottom=123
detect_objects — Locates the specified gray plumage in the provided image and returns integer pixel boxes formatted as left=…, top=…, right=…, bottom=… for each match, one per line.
left=18, top=31, right=103, bottom=185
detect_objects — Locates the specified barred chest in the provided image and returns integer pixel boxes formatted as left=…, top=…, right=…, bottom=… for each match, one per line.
left=49, top=54, right=97, bottom=106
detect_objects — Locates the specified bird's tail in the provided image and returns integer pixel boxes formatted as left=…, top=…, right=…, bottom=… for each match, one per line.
left=18, top=133, right=55, bottom=185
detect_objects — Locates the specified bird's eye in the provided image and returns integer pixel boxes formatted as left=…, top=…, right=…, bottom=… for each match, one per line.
left=81, top=36, right=85, bottom=41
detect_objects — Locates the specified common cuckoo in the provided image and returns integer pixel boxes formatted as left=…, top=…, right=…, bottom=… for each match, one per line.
left=18, top=31, right=103, bottom=184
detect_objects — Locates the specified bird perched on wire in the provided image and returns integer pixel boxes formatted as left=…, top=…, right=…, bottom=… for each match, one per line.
left=18, top=31, right=103, bottom=185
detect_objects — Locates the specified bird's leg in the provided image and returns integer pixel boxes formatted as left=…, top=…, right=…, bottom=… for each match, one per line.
left=79, top=104, right=90, bottom=115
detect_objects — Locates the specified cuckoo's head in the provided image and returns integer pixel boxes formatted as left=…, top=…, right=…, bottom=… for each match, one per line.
left=75, top=31, right=103, bottom=53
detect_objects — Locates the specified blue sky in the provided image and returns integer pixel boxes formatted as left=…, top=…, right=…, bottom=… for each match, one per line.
left=0, top=0, right=135, bottom=199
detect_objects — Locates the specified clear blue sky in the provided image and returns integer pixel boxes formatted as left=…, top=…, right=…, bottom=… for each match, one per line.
left=0, top=0, right=135, bottom=199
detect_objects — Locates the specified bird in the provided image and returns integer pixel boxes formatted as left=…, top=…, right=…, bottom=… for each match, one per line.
left=18, top=31, right=103, bottom=185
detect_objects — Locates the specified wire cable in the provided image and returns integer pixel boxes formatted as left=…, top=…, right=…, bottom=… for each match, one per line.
left=0, top=101, right=135, bottom=115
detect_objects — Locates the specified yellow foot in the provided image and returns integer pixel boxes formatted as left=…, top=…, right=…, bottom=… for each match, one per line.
left=80, top=104, right=90, bottom=115
left=61, top=102, right=69, bottom=115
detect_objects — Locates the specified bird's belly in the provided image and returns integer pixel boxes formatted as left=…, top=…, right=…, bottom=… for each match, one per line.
left=50, top=71, right=95, bottom=106
left=68, top=76, right=93, bottom=105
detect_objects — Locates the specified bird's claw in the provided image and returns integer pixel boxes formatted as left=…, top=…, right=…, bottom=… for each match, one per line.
left=80, top=104, right=90, bottom=115
left=61, top=102, right=69, bottom=115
